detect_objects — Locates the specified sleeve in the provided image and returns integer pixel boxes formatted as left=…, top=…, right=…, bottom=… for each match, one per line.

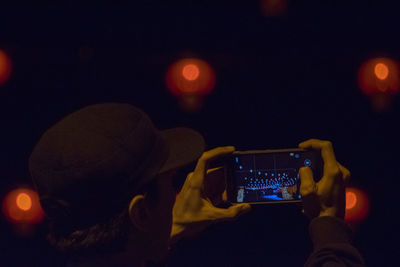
left=304, top=216, right=365, bottom=267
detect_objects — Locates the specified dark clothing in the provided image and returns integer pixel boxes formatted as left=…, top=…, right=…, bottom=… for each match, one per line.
left=67, top=216, right=365, bottom=267
left=305, top=216, right=365, bottom=266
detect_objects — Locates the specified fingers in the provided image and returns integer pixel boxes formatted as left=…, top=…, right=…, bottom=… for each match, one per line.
left=213, top=203, right=251, bottom=222
left=299, top=139, right=341, bottom=187
left=206, top=166, right=224, bottom=175
left=299, top=167, right=317, bottom=196
left=298, top=140, right=350, bottom=219
left=183, top=167, right=223, bottom=192
left=190, top=146, right=235, bottom=189
left=204, top=166, right=226, bottom=204
left=299, top=167, right=320, bottom=219
left=299, top=139, right=337, bottom=166
left=337, top=162, right=351, bottom=183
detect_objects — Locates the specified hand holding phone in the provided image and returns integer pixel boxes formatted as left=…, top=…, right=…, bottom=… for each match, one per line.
left=298, top=139, right=351, bottom=219
left=171, top=146, right=251, bottom=244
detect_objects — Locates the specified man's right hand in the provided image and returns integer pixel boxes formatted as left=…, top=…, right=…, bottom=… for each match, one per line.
left=298, top=139, right=351, bottom=219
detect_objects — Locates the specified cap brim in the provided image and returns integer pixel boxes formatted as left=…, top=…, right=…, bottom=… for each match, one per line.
left=158, top=127, right=205, bottom=174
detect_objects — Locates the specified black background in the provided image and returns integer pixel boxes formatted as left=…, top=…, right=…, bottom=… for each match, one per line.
left=1, top=1, right=399, bottom=266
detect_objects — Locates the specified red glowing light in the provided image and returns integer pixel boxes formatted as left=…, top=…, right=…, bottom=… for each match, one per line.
left=345, top=191, right=357, bottom=210
left=16, top=193, right=32, bottom=211
left=0, top=50, right=12, bottom=85
left=344, top=187, right=369, bottom=223
left=166, top=58, right=216, bottom=96
left=374, top=63, right=389, bottom=80
left=182, top=64, right=200, bottom=81
left=2, top=188, right=44, bottom=224
left=358, top=57, right=400, bottom=96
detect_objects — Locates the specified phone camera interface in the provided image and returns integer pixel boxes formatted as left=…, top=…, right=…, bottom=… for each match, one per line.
left=233, top=152, right=314, bottom=203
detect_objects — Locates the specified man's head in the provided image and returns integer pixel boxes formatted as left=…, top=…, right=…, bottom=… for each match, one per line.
left=28, top=103, right=204, bottom=262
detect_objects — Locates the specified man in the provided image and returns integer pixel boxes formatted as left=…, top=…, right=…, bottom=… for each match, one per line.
left=29, top=103, right=365, bottom=266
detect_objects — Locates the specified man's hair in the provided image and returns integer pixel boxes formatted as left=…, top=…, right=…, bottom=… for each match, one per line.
left=46, top=178, right=160, bottom=256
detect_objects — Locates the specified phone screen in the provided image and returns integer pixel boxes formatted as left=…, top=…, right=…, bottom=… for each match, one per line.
left=226, top=149, right=323, bottom=204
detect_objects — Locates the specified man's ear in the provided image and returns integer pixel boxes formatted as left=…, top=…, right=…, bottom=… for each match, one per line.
left=128, top=194, right=151, bottom=232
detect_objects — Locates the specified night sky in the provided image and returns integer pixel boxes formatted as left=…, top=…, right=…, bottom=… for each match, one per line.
left=1, top=1, right=399, bottom=266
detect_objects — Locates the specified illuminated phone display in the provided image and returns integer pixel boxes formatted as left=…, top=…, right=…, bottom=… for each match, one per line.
left=226, top=149, right=323, bottom=204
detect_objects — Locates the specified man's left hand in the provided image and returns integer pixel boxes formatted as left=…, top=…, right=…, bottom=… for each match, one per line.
left=170, top=146, right=251, bottom=243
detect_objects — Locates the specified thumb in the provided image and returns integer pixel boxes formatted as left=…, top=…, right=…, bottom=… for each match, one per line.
left=214, top=203, right=251, bottom=222
left=299, top=167, right=316, bottom=197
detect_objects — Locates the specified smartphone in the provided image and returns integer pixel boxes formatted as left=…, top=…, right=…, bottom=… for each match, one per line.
left=225, top=148, right=323, bottom=204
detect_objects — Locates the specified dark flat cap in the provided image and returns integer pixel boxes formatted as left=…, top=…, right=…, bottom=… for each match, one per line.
left=29, top=103, right=205, bottom=230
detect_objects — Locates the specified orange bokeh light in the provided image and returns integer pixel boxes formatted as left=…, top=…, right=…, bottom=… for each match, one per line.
left=2, top=188, right=44, bottom=224
left=0, top=49, right=12, bottom=85
left=166, top=58, right=216, bottom=96
left=345, top=191, right=357, bottom=210
left=182, top=64, right=200, bottom=81
left=345, top=187, right=369, bottom=223
left=358, top=57, right=400, bottom=95
left=374, top=63, right=389, bottom=80
left=16, top=193, right=32, bottom=211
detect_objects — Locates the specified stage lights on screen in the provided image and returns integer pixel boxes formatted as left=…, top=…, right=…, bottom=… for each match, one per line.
left=0, top=49, right=12, bottom=85
left=358, top=57, right=400, bottom=112
left=345, top=187, right=369, bottom=224
left=2, top=188, right=44, bottom=224
left=166, top=58, right=216, bottom=112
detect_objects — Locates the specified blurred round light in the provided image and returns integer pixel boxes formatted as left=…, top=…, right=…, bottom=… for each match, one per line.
left=345, top=191, right=357, bottom=210
left=182, top=64, right=200, bottom=81
left=166, top=58, right=216, bottom=97
left=2, top=188, right=44, bottom=224
left=0, top=49, right=12, bottom=85
left=358, top=57, right=400, bottom=96
left=16, top=193, right=32, bottom=211
left=345, top=187, right=369, bottom=223
left=374, top=63, right=389, bottom=80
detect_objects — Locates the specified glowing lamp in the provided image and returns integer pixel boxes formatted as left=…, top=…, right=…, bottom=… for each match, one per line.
left=2, top=188, right=44, bottom=224
left=0, top=50, right=12, bottom=85
left=358, top=57, right=400, bottom=95
left=166, top=58, right=216, bottom=97
left=16, top=193, right=32, bottom=211
left=345, top=191, right=357, bottom=210
left=182, top=64, right=200, bottom=81
left=374, top=63, right=389, bottom=80
left=345, top=187, right=369, bottom=223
